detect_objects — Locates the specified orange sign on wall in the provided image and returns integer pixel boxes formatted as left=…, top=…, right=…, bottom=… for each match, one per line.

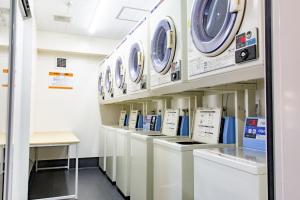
left=48, top=72, right=74, bottom=90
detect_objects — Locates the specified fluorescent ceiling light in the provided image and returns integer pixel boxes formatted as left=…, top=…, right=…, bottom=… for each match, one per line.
left=89, top=0, right=107, bottom=34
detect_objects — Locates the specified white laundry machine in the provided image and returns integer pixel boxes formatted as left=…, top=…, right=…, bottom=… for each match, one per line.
left=114, top=37, right=130, bottom=98
left=193, top=147, right=267, bottom=200
left=104, top=55, right=114, bottom=100
left=188, top=0, right=265, bottom=81
left=130, top=109, right=181, bottom=200
left=153, top=107, right=233, bottom=200
left=98, top=125, right=107, bottom=172
left=149, top=0, right=188, bottom=90
left=127, top=18, right=150, bottom=95
left=104, top=125, right=118, bottom=182
left=193, top=117, right=267, bottom=200
left=115, top=109, right=142, bottom=197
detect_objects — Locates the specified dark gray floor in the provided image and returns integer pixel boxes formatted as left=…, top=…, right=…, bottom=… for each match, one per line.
left=28, top=168, right=125, bottom=200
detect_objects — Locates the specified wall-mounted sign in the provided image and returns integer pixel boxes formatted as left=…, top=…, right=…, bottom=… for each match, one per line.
left=1, top=68, right=8, bottom=88
left=48, top=72, right=73, bottom=90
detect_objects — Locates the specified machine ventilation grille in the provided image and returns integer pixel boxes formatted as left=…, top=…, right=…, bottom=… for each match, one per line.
left=53, top=15, right=71, bottom=23
left=116, top=6, right=149, bottom=23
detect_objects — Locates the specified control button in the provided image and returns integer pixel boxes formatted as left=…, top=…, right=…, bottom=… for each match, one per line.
left=172, top=73, right=177, bottom=80
left=240, top=49, right=249, bottom=60
left=246, top=31, right=252, bottom=39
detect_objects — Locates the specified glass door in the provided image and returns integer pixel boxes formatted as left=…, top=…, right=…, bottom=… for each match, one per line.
left=0, top=0, right=11, bottom=199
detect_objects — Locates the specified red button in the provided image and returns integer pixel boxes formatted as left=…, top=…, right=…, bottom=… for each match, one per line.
left=240, top=37, right=246, bottom=43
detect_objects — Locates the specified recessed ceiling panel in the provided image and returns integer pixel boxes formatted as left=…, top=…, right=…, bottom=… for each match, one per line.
left=117, top=7, right=149, bottom=22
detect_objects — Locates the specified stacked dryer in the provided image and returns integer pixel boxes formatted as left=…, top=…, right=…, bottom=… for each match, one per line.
left=149, top=0, right=188, bottom=91
left=187, top=0, right=265, bottom=82
left=126, top=18, right=150, bottom=95
left=98, top=61, right=106, bottom=102
left=104, top=55, right=115, bottom=100
left=114, top=37, right=130, bottom=98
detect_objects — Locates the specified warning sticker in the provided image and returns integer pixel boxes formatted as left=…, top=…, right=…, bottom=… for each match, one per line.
left=48, top=72, right=73, bottom=90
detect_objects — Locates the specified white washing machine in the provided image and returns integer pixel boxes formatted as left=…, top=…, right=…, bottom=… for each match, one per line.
left=104, top=55, right=114, bottom=100
left=193, top=147, right=267, bottom=200
left=104, top=125, right=118, bottom=182
left=130, top=109, right=181, bottom=200
left=98, top=125, right=107, bottom=172
left=149, top=0, right=188, bottom=90
left=188, top=0, right=265, bottom=81
left=114, top=37, right=130, bottom=98
left=115, top=109, right=141, bottom=197
left=153, top=108, right=233, bottom=200
left=115, top=127, right=132, bottom=197
left=127, top=18, right=150, bottom=95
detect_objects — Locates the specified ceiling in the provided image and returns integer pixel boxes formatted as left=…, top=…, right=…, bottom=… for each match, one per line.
left=34, top=0, right=159, bottom=40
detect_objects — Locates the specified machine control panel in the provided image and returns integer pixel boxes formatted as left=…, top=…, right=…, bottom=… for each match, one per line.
left=171, top=60, right=181, bottom=82
left=192, top=108, right=222, bottom=144
left=143, top=115, right=158, bottom=131
left=243, top=117, right=266, bottom=151
left=140, top=75, right=147, bottom=89
left=235, top=28, right=259, bottom=64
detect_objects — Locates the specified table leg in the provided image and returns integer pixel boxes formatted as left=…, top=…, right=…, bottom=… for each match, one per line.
left=75, top=144, right=78, bottom=199
left=35, top=147, right=39, bottom=172
left=67, top=145, right=70, bottom=170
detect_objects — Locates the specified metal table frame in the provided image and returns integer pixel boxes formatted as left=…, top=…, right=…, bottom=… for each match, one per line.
left=30, top=143, right=79, bottom=200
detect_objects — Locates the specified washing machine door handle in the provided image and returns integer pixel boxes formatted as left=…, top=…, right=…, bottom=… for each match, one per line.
left=230, top=0, right=242, bottom=13
left=137, top=51, right=144, bottom=67
left=167, top=30, right=175, bottom=49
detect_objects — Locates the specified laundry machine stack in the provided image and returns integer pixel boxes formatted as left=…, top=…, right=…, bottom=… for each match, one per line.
left=104, top=55, right=115, bottom=100
left=127, top=18, right=150, bottom=95
left=114, top=38, right=130, bottom=98
left=187, top=0, right=265, bottom=83
left=149, top=0, right=188, bottom=91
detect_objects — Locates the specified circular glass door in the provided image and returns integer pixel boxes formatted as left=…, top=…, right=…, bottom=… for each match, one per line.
left=105, top=66, right=112, bottom=93
left=128, top=42, right=144, bottom=83
left=191, top=0, right=245, bottom=56
left=151, top=17, right=176, bottom=74
left=115, top=57, right=125, bottom=89
left=98, top=72, right=103, bottom=95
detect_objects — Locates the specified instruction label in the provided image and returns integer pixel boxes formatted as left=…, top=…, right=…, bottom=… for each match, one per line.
left=161, top=109, right=180, bottom=136
left=119, top=111, right=127, bottom=127
left=128, top=110, right=139, bottom=129
left=48, top=72, right=73, bottom=90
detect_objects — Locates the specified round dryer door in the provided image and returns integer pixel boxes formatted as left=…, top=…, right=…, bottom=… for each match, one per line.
left=98, top=72, right=103, bottom=95
left=115, top=57, right=125, bottom=89
left=128, top=42, right=144, bottom=83
left=105, top=66, right=112, bottom=93
left=151, top=17, right=176, bottom=74
left=191, top=0, right=245, bottom=56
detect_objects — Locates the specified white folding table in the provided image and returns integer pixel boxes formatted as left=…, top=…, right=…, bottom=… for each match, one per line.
left=30, top=132, right=80, bottom=200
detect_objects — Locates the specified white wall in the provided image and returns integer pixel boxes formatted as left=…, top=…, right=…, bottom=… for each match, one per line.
left=273, top=0, right=300, bottom=199
left=33, top=51, right=103, bottom=159
left=37, top=31, right=119, bottom=56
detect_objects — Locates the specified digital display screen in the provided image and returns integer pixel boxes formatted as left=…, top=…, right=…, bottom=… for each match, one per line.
left=246, top=119, right=258, bottom=127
